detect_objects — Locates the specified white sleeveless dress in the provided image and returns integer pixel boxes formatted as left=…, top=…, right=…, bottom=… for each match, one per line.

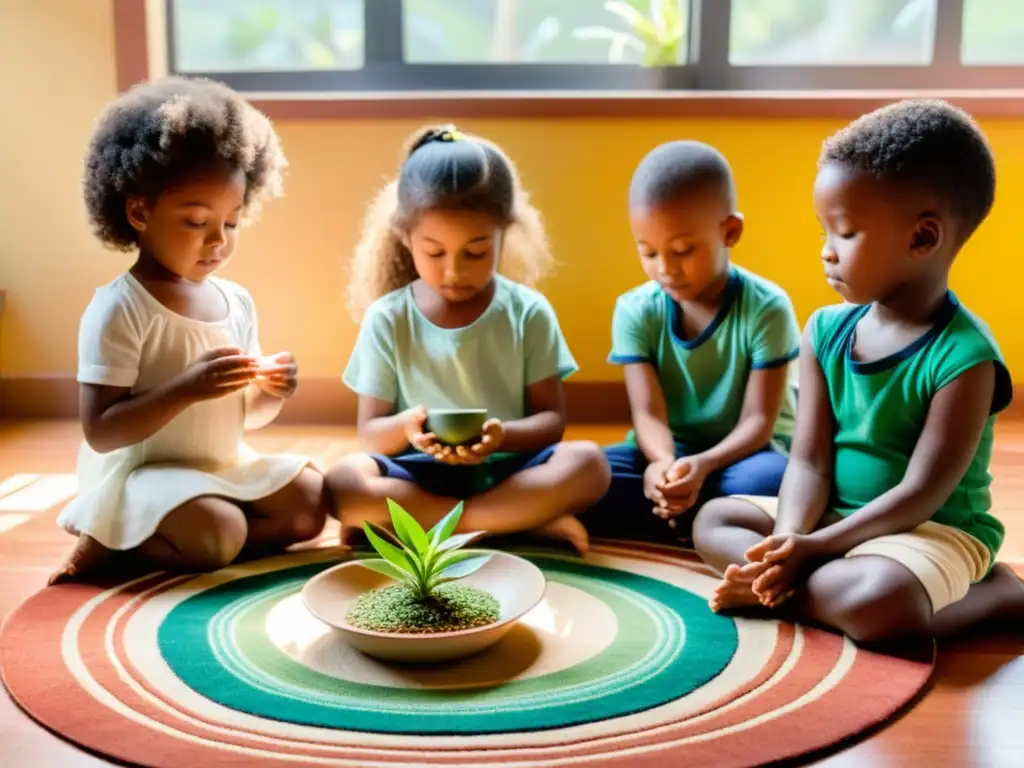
left=57, top=274, right=310, bottom=550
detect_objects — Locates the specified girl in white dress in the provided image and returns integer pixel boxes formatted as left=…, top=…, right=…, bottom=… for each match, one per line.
left=51, top=77, right=326, bottom=584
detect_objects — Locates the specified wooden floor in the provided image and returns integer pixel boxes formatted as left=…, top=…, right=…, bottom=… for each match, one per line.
left=1, top=420, right=1022, bottom=768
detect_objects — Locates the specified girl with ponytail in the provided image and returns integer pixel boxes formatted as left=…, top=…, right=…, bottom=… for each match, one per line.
left=328, top=126, right=610, bottom=552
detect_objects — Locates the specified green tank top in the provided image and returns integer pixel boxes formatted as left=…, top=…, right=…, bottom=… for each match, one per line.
left=810, top=295, right=1013, bottom=559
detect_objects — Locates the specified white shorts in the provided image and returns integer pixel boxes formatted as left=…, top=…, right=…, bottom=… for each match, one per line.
left=733, top=495, right=991, bottom=613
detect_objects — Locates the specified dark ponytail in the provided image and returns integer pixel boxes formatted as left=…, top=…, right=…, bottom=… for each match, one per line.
left=393, top=124, right=516, bottom=229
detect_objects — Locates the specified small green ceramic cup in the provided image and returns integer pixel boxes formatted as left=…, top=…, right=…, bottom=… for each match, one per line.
left=426, top=408, right=488, bottom=446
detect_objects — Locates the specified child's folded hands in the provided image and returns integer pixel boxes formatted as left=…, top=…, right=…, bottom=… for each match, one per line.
left=743, top=533, right=815, bottom=608
left=651, top=456, right=710, bottom=527
left=254, top=352, right=299, bottom=399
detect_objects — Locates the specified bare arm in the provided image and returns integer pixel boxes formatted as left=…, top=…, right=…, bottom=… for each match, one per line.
left=773, top=329, right=835, bottom=535
left=499, top=375, right=566, bottom=453
left=356, top=396, right=420, bottom=456
left=623, top=363, right=676, bottom=464
left=244, top=387, right=285, bottom=430
left=80, top=383, right=192, bottom=454
left=691, top=364, right=790, bottom=473
left=80, top=347, right=258, bottom=453
left=243, top=355, right=297, bottom=431
left=806, top=361, right=995, bottom=556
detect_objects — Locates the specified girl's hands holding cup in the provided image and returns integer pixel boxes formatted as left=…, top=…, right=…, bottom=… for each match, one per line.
left=405, top=405, right=441, bottom=455
left=434, top=418, right=506, bottom=465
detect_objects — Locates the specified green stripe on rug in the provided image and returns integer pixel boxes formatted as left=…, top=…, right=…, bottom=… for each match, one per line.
left=216, top=572, right=675, bottom=710
left=158, top=554, right=737, bottom=734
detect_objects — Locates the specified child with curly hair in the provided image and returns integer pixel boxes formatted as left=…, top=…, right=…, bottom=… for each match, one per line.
left=694, top=100, right=1024, bottom=641
left=51, top=77, right=326, bottom=584
left=326, top=126, right=610, bottom=553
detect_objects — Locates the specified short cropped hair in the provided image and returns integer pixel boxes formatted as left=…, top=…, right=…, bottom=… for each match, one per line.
left=821, top=99, right=995, bottom=237
left=628, top=140, right=736, bottom=212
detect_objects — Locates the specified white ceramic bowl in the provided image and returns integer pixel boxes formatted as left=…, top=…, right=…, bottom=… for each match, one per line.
left=301, top=551, right=547, bottom=663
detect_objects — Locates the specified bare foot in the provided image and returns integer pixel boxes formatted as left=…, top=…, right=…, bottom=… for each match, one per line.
left=49, top=535, right=116, bottom=586
left=709, top=564, right=764, bottom=613
left=537, top=515, right=590, bottom=554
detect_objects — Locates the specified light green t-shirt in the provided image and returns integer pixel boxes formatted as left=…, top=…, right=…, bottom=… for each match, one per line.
left=344, top=275, right=577, bottom=424
left=810, top=296, right=1013, bottom=560
left=609, top=266, right=800, bottom=452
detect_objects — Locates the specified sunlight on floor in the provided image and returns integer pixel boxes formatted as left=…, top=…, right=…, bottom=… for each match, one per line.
left=0, top=514, right=31, bottom=534
left=0, top=473, right=41, bottom=500
left=0, top=473, right=78, bottom=513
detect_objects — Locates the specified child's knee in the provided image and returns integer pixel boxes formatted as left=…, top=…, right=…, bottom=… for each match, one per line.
left=693, top=497, right=770, bottom=541
left=288, top=506, right=327, bottom=543
left=325, top=454, right=378, bottom=504
left=807, top=559, right=931, bottom=643
left=177, top=500, right=247, bottom=570
left=558, top=441, right=612, bottom=495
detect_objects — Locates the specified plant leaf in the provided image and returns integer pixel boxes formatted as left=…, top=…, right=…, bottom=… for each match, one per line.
left=386, top=498, right=429, bottom=554
left=358, top=558, right=417, bottom=586
left=363, top=522, right=418, bottom=578
left=604, top=1, right=659, bottom=40
left=429, top=553, right=493, bottom=587
left=434, top=530, right=487, bottom=555
left=434, top=548, right=492, bottom=574
left=426, top=501, right=465, bottom=548
left=364, top=523, right=403, bottom=549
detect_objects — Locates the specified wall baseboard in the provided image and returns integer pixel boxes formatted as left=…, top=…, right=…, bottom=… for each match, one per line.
left=4, top=374, right=1020, bottom=424
left=0, top=376, right=634, bottom=424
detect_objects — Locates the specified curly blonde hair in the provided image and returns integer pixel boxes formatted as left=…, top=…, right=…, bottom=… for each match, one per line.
left=83, top=76, right=286, bottom=251
left=346, top=125, right=554, bottom=320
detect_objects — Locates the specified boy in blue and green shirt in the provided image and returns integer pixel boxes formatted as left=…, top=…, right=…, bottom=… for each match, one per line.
left=693, top=100, right=1024, bottom=642
left=584, top=141, right=801, bottom=542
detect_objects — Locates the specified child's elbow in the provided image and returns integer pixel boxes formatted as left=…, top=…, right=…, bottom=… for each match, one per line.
left=549, top=412, right=567, bottom=442
left=82, top=423, right=117, bottom=454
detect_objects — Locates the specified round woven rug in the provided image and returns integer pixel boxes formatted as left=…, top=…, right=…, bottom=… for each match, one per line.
left=1, top=540, right=933, bottom=767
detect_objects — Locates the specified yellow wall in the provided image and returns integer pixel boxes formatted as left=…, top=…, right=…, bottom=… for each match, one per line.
left=3, top=0, right=1023, bottom=385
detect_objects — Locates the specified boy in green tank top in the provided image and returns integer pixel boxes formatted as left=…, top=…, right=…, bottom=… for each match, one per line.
left=693, top=100, right=1024, bottom=642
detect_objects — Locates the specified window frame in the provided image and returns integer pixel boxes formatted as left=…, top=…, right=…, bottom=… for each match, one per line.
left=111, top=0, right=1024, bottom=118
left=164, top=0, right=1024, bottom=93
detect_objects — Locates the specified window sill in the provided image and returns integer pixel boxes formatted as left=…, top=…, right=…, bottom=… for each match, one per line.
left=246, top=89, right=1024, bottom=120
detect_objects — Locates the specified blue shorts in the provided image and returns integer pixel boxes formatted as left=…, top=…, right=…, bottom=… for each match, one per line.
left=580, top=441, right=787, bottom=542
left=371, top=446, right=557, bottom=500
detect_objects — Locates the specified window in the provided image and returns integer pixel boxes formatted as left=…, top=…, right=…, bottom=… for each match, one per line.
left=962, top=0, right=1024, bottom=64
left=404, top=0, right=689, bottom=65
left=729, top=0, right=936, bottom=66
left=171, top=0, right=364, bottom=72
left=166, top=0, right=1024, bottom=93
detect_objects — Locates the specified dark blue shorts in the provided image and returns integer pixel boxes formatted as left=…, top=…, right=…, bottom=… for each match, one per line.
left=580, top=441, right=787, bottom=542
left=371, top=446, right=557, bottom=500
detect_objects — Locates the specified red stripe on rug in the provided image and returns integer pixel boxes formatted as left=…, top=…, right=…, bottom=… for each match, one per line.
left=1, top=578, right=356, bottom=767
left=553, top=638, right=934, bottom=768
left=1, top=553, right=932, bottom=768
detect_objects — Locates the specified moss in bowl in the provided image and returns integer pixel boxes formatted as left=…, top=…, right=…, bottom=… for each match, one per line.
left=426, top=408, right=487, bottom=446
left=347, top=498, right=498, bottom=634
